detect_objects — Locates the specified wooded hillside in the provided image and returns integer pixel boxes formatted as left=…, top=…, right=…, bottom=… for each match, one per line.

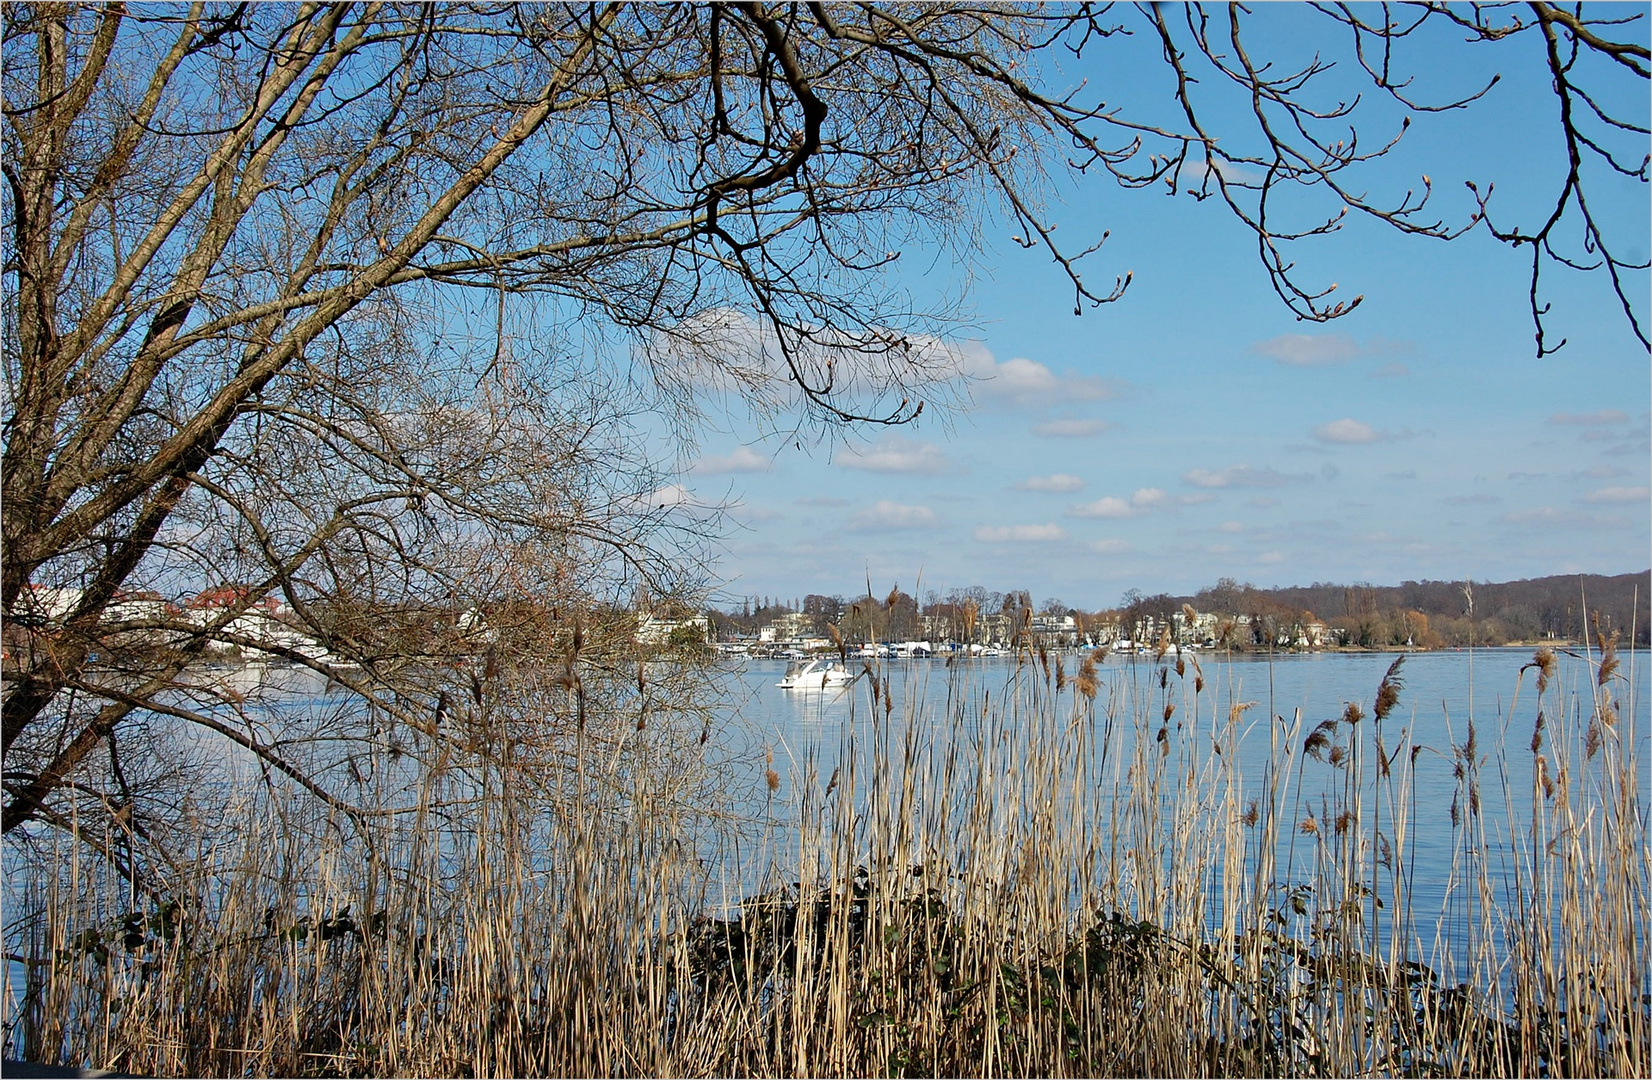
left=1196, top=572, right=1651, bottom=648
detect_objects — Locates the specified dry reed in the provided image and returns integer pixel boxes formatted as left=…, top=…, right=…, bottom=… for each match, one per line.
left=4, top=647, right=1646, bottom=1077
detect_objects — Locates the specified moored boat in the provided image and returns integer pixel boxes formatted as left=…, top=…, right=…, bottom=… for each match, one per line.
left=777, top=657, right=858, bottom=690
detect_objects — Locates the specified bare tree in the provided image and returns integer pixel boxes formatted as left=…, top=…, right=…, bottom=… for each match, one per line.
left=3, top=3, right=1646, bottom=855
left=1314, top=2, right=1649, bottom=354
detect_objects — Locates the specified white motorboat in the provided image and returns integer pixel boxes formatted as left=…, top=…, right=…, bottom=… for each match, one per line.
left=777, top=658, right=858, bottom=690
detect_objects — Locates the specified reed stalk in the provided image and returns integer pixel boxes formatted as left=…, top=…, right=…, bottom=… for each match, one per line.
left=4, top=647, right=1646, bottom=1076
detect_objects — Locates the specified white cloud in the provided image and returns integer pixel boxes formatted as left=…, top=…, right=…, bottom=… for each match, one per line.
left=646, top=484, right=696, bottom=509
left=1033, top=417, right=1112, bottom=438
left=1548, top=409, right=1629, bottom=426
left=974, top=523, right=1068, bottom=543
left=1251, top=334, right=1361, bottom=367
left=1017, top=473, right=1086, bottom=493
left=1257, top=551, right=1285, bottom=564
left=1252, top=334, right=1415, bottom=368
left=644, top=309, right=966, bottom=417
left=1088, top=538, right=1131, bottom=555
left=1445, top=493, right=1501, bottom=506
left=1218, top=521, right=1245, bottom=533
left=1503, top=506, right=1628, bottom=528
left=1314, top=418, right=1415, bottom=445
left=848, top=500, right=940, bottom=532
left=838, top=434, right=950, bottom=474
left=729, top=502, right=782, bottom=523
left=960, top=345, right=1124, bottom=408
left=1067, top=496, right=1134, bottom=519
left=1173, top=156, right=1261, bottom=188
left=1581, top=429, right=1626, bottom=442
left=1583, top=486, right=1650, bottom=504
left=1068, top=487, right=1177, bottom=518
left=642, top=308, right=777, bottom=391
left=1314, top=418, right=1381, bottom=444
left=1371, top=362, right=1411, bottom=379
left=1183, top=465, right=1312, bottom=489
left=691, top=446, right=771, bottom=474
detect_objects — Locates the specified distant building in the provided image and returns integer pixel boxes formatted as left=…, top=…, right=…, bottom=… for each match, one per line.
left=105, top=591, right=177, bottom=623
left=1030, top=613, right=1076, bottom=635
left=23, top=583, right=86, bottom=622
left=1173, top=610, right=1220, bottom=645
left=1132, top=614, right=1165, bottom=645
left=918, top=613, right=952, bottom=640
left=185, top=587, right=329, bottom=659
left=978, top=612, right=1011, bottom=645
left=636, top=614, right=711, bottom=647
left=1088, top=618, right=1123, bottom=646
left=188, top=585, right=280, bottom=614
left=758, top=611, right=813, bottom=643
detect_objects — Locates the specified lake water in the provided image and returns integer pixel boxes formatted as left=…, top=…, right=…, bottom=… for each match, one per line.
left=10, top=647, right=1645, bottom=966
left=4, top=643, right=1646, bottom=1069
left=720, top=646, right=1650, bottom=955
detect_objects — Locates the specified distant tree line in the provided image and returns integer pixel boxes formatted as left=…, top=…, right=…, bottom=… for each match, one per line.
left=710, top=571, right=1651, bottom=649
left=1219, top=573, right=1651, bottom=648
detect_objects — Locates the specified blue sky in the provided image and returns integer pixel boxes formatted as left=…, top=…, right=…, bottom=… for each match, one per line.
left=665, top=9, right=1650, bottom=610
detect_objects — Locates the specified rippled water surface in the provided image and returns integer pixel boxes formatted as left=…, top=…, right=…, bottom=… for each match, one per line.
left=721, top=647, right=1650, bottom=937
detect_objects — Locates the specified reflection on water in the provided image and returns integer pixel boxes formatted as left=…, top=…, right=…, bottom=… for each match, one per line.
left=144, top=649, right=1652, bottom=902
left=31, top=647, right=1644, bottom=968
left=721, top=646, right=1650, bottom=957
left=180, top=659, right=348, bottom=701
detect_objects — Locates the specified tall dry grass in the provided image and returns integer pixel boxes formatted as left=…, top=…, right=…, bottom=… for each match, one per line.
left=4, top=641, right=1646, bottom=1077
